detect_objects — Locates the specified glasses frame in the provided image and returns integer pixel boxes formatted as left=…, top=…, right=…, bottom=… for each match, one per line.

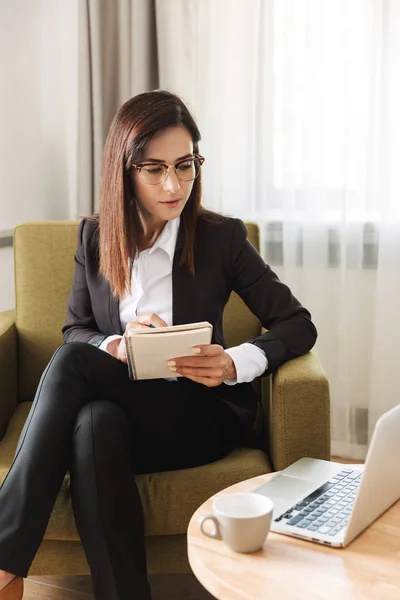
left=131, top=153, right=205, bottom=186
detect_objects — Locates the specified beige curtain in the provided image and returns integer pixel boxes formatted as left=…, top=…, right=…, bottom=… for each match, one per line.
left=77, top=0, right=159, bottom=215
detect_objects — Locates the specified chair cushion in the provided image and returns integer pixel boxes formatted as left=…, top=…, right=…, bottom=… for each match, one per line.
left=0, top=403, right=271, bottom=540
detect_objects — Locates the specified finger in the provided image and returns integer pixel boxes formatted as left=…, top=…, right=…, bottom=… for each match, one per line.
left=136, top=313, right=168, bottom=328
left=125, top=321, right=151, bottom=331
left=191, top=344, right=224, bottom=356
left=168, top=356, right=220, bottom=369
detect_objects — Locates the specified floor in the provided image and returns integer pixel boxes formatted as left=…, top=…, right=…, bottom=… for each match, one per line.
left=22, top=456, right=363, bottom=599
left=24, top=574, right=215, bottom=599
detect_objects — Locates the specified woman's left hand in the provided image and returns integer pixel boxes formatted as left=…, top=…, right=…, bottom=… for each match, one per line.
left=167, top=344, right=237, bottom=387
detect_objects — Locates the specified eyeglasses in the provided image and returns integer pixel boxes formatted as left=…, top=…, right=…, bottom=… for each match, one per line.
left=131, top=154, right=205, bottom=186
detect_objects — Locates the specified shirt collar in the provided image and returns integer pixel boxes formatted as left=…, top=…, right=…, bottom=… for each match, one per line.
left=147, top=217, right=180, bottom=262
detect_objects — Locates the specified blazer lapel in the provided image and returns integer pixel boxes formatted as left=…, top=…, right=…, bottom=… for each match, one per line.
left=109, top=292, right=123, bottom=335
left=91, top=224, right=123, bottom=336
left=172, top=218, right=187, bottom=326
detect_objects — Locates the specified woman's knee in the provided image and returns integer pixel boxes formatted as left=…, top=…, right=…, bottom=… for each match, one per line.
left=38, top=343, right=106, bottom=394
left=73, top=401, right=132, bottom=448
left=46, top=343, right=124, bottom=395
left=51, top=342, right=100, bottom=371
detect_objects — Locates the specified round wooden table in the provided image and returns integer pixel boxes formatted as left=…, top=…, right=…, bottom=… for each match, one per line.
left=187, top=473, right=400, bottom=600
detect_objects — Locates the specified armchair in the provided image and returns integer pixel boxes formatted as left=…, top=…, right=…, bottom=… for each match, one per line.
left=0, top=221, right=330, bottom=575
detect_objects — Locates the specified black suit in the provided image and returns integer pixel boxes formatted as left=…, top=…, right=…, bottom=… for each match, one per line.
left=0, top=215, right=316, bottom=600
left=63, top=216, right=317, bottom=423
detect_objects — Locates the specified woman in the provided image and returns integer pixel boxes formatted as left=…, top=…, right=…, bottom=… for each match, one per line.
left=0, top=90, right=317, bottom=600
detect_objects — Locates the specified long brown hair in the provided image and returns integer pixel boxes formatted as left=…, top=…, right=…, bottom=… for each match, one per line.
left=97, top=90, right=224, bottom=299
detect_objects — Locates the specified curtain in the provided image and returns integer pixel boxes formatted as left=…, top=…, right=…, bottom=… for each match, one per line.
left=155, top=0, right=400, bottom=459
left=78, top=0, right=158, bottom=215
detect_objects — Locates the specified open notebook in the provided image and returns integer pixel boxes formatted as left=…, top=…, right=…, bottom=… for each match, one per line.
left=125, top=321, right=213, bottom=380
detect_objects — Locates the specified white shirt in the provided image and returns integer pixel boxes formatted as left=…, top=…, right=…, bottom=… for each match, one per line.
left=99, top=217, right=268, bottom=384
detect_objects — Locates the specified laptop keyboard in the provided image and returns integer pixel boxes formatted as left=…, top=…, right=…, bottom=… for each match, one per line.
left=274, top=468, right=362, bottom=537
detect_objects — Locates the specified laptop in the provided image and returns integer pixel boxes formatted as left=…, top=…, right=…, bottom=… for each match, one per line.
left=252, top=403, right=400, bottom=547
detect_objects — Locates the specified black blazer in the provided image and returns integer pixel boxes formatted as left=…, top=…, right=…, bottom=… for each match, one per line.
left=62, top=216, right=317, bottom=425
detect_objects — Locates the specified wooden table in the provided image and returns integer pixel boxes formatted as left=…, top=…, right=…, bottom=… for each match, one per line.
left=187, top=473, right=400, bottom=600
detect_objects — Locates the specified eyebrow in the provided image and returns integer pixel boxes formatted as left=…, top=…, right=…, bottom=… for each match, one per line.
left=141, top=153, right=194, bottom=163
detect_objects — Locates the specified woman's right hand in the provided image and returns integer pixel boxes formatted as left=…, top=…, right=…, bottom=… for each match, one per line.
left=106, top=313, right=168, bottom=364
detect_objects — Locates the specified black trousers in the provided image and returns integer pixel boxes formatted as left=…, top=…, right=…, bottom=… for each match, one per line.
left=0, top=342, right=256, bottom=600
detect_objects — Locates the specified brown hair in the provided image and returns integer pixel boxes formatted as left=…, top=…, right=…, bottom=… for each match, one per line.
left=97, top=90, right=225, bottom=299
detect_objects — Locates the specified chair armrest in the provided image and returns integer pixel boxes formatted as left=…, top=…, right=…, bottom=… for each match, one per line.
left=0, top=310, right=18, bottom=439
left=261, top=349, right=331, bottom=471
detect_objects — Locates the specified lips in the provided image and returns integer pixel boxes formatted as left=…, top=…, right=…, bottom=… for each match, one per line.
left=161, top=199, right=182, bottom=207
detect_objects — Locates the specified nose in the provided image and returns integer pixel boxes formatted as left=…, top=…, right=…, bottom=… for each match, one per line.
left=162, top=166, right=181, bottom=193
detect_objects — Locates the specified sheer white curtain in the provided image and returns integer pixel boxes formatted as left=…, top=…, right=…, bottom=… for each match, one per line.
left=156, top=0, right=400, bottom=458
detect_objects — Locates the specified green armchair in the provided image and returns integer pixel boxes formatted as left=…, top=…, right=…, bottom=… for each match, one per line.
left=0, top=221, right=330, bottom=575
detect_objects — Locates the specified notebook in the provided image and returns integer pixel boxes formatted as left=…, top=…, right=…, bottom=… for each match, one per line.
left=125, top=321, right=213, bottom=380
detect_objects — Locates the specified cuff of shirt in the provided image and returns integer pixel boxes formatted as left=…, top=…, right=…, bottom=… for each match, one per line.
left=99, top=334, right=123, bottom=353
left=224, top=343, right=268, bottom=386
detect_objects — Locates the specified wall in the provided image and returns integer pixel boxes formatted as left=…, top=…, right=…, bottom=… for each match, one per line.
left=0, top=247, right=14, bottom=312
left=0, top=0, right=78, bottom=310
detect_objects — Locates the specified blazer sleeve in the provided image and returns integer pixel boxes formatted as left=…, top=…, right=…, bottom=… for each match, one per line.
left=62, top=219, right=108, bottom=346
left=229, top=219, right=317, bottom=375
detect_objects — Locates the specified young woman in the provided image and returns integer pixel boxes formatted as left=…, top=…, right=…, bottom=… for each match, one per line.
left=0, top=90, right=317, bottom=600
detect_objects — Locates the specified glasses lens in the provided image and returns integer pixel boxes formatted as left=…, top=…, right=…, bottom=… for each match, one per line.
left=175, top=159, right=199, bottom=182
left=140, top=164, right=167, bottom=185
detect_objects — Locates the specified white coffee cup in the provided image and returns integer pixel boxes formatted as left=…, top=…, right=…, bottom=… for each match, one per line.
left=198, top=492, right=273, bottom=553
